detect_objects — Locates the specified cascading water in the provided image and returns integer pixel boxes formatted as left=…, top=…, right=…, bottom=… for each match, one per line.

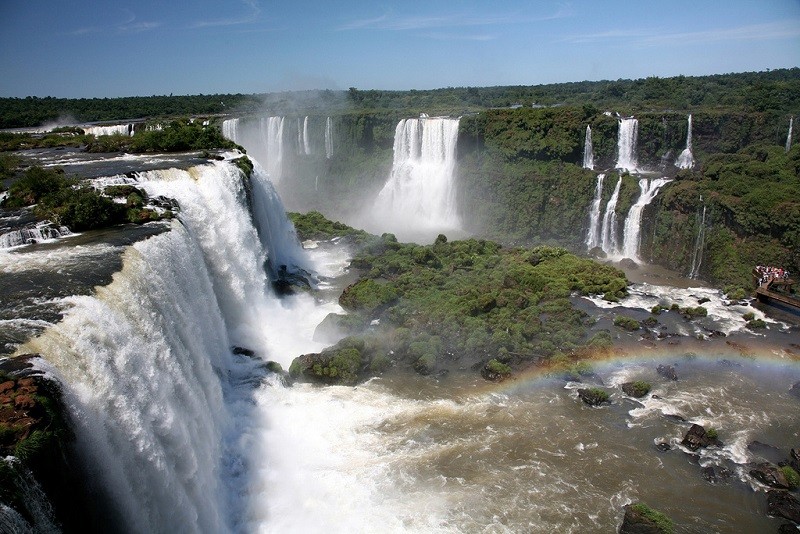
left=583, top=125, right=594, bottom=170
left=615, top=118, right=638, bottom=172
left=688, top=199, right=707, bottom=279
left=83, top=124, right=134, bottom=137
left=620, top=177, right=670, bottom=261
left=222, top=117, right=285, bottom=182
left=585, top=173, right=605, bottom=250
left=325, top=117, right=333, bottom=159
left=0, top=221, right=72, bottom=249
left=600, top=177, right=622, bottom=255
left=787, top=116, right=794, bottom=152
left=675, top=114, right=695, bottom=169
left=370, top=117, right=461, bottom=241
left=303, top=116, right=311, bottom=155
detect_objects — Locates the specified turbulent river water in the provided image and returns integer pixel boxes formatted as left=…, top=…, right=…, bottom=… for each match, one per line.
left=0, top=151, right=799, bottom=533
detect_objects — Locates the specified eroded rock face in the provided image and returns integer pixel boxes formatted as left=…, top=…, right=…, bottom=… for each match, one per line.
left=750, top=462, right=791, bottom=490
left=681, top=424, right=720, bottom=451
left=767, top=490, right=800, bottom=524
left=619, top=502, right=674, bottom=534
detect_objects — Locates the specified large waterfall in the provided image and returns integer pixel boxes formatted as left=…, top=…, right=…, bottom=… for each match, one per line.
left=787, top=117, right=794, bottom=152
left=19, top=159, right=322, bottom=532
left=675, top=114, right=695, bottom=169
left=303, top=116, right=311, bottom=155
left=585, top=173, right=605, bottom=250
left=599, top=177, right=622, bottom=255
left=83, top=124, right=134, bottom=137
left=582, top=125, right=594, bottom=170
left=370, top=117, right=461, bottom=241
left=620, top=178, right=670, bottom=261
left=615, top=118, right=638, bottom=172
left=222, top=117, right=285, bottom=182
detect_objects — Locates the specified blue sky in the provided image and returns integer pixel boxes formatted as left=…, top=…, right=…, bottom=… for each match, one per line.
left=1, top=0, right=799, bottom=98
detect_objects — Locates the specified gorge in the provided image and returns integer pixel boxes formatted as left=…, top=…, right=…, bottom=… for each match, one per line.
left=1, top=70, right=799, bottom=533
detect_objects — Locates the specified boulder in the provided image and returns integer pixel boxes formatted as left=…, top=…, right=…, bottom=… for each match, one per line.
left=577, top=388, right=610, bottom=406
left=681, top=424, right=720, bottom=451
left=231, top=346, right=255, bottom=357
left=621, top=381, right=651, bottom=398
left=750, top=462, right=791, bottom=490
left=619, top=258, right=639, bottom=270
left=619, top=502, right=674, bottom=533
left=701, top=465, right=731, bottom=484
left=656, top=364, right=678, bottom=381
left=791, top=448, right=800, bottom=473
left=655, top=442, right=671, bottom=452
left=790, top=382, right=800, bottom=400
left=767, top=490, right=800, bottom=524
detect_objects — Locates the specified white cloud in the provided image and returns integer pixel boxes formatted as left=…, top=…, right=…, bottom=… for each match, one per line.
left=190, top=0, right=261, bottom=29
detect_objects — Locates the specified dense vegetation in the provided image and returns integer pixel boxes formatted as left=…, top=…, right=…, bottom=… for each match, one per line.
left=1, top=166, right=173, bottom=230
left=289, top=214, right=626, bottom=384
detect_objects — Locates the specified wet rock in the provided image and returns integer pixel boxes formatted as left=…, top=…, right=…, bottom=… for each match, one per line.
left=655, top=442, right=671, bottom=452
left=0, top=381, right=14, bottom=394
left=767, top=490, right=800, bottom=524
left=750, top=462, right=791, bottom=489
left=656, top=364, right=678, bottom=381
left=619, top=258, right=638, bottom=270
left=577, top=388, right=610, bottom=406
left=13, top=394, right=35, bottom=410
left=621, top=381, right=651, bottom=398
left=791, top=449, right=800, bottom=472
left=748, top=441, right=786, bottom=465
left=702, top=465, right=732, bottom=484
left=681, top=424, right=720, bottom=451
left=232, top=346, right=255, bottom=357
left=662, top=413, right=687, bottom=424
left=697, top=297, right=711, bottom=305
left=718, top=358, right=741, bottom=367
left=619, top=502, right=674, bottom=534
left=790, top=382, right=800, bottom=400
left=778, top=523, right=799, bottom=533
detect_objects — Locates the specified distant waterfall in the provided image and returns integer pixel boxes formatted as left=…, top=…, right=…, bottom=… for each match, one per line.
left=303, top=116, right=311, bottom=155
left=600, top=177, right=622, bottom=254
left=787, top=117, right=794, bottom=152
left=583, top=125, right=594, bottom=170
left=221, top=117, right=285, bottom=182
left=675, top=114, right=695, bottom=169
left=585, top=173, right=605, bottom=250
left=620, top=177, right=670, bottom=261
left=688, top=201, right=706, bottom=279
left=371, top=117, right=460, bottom=240
left=84, top=124, right=134, bottom=137
left=615, top=118, right=638, bottom=172
left=325, top=117, right=333, bottom=159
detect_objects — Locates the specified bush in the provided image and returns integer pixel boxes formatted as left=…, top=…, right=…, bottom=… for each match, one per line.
left=780, top=465, right=800, bottom=489
left=630, top=502, right=675, bottom=534
left=614, top=315, right=640, bottom=331
left=746, top=318, right=767, bottom=329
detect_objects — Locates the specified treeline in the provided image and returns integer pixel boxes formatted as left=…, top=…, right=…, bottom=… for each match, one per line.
left=2, top=68, right=798, bottom=129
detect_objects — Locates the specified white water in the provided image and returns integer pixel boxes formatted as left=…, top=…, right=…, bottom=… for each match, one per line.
left=325, top=117, right=333, bottom=159
left=583, top=125, right=594, bottom=170
left=615, top=118, right=638, bottom=172
left=0, top=457, right=59, bottom=533
left=0, top=221, right=72, bottom=249
left=222, top=117, right=285, bottom=182
left=585, top=173, right=605, bottom=250
left=303, top=116, right=311, bottom=155
left=370, top=117, right=461, bottom=241
left=600, top=177, right=622, bottom=255
left=675, top=114, right=695, bottom=169
left=688, top=202, right=706, bottom=279
left=83, top=124, right=134, bottom=137
left=787, top=116, right=794, bottom=152
left=620, top=178, right=670, bottom=261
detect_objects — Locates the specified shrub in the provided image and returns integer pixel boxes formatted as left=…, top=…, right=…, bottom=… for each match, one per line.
left=780, top=465, right=800, bottom=489
left=742, top=312, right=755, bottom=321
left=613, top=315, right=640, bottom=331
left=746, top=318, right=767, bottom=329
left=630, top=502, right=675, bottom=534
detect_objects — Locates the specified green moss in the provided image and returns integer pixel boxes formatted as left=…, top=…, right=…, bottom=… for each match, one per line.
left=705, top=427, right=718, bottom=440
left=232, top=156, right=254, bottom=178
left=630, top=502, right=675, bottom=534
left=780, top=465, right=800, bottom=489
left=339, top=279, right=398, bottom=313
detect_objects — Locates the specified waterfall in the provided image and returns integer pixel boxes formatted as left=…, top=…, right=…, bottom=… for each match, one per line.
left=620, top=177, right=670, bottom=261
left=675, top=114, right=695, bottom=169
left=585, top=173, right=605, bottom=250
left=0, top=221, right=72, bottom=249
left=325, top=117, right=333, bottom=159
left=615, top=118, right=638, bottom=172
left=371, top=117, right=461, bottom=240
left=600, top=177, right=622, bottom=255
left=222, top=117, right=285, bottom=182
left=302, top=116, right=311, bottom=155
left=583, top=125, right=594, bottom=170
left=0, top=458, right=59, bottom=533
left=688, top=201, right=707, bottom=279
left=787, top=117, right=794, bottom=152
left=19, top=158, right=316, bottom=532
left=84, top=124, right=134, bottom=137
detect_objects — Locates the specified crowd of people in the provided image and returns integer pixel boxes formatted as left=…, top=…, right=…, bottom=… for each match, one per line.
left=755, top=265, right=791, bottom=286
